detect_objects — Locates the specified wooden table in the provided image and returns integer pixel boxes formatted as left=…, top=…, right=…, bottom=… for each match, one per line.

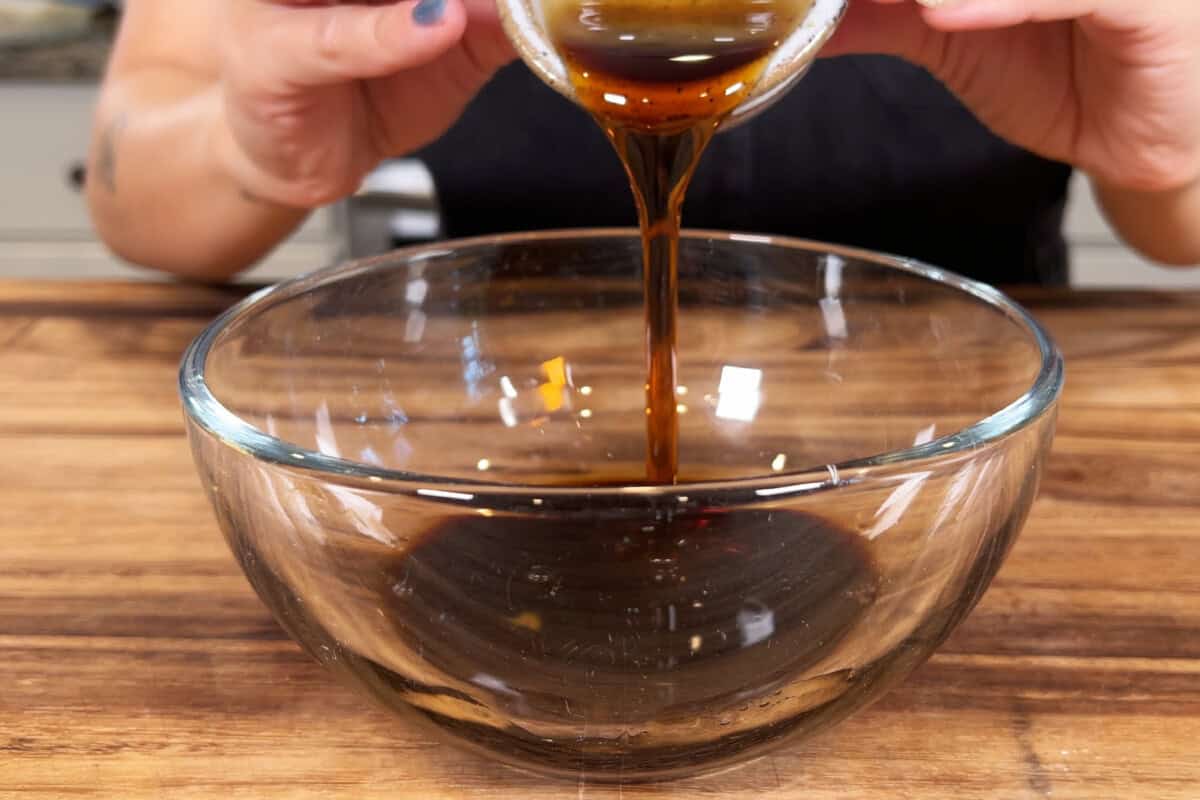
left=2, top=281, right=1198, bottom=799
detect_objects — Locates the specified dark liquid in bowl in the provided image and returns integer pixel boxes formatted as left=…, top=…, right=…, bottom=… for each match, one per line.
left=212, top=451, right=1046, bottom=778
left=392, top=508, right=877, bottom=709
left=546, top=0, right=814, bottom=483
left=237, top=494, right=880, bottom=776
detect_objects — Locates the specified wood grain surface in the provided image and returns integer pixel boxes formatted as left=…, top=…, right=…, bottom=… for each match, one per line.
left=1, top=281, right=1198, bottom=799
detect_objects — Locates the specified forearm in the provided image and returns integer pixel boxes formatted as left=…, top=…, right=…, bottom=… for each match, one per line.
left=1093, top=177, right=1200, bottom=268
left=87, top=70, right=309, bottom=282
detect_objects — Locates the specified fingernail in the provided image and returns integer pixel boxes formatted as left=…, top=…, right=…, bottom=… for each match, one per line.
left=413, top=0, right=446, bottom=26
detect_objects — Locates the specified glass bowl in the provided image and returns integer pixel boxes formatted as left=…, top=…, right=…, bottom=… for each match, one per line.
left=181, top=231, right=1062, bottom=781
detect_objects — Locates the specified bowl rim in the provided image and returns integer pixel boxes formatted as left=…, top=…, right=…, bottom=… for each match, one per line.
left=180, top=228, right=1064, bottom=501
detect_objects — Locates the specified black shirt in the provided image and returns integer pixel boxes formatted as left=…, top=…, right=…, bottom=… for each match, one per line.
left=419, top=55, right=1073, bottom=285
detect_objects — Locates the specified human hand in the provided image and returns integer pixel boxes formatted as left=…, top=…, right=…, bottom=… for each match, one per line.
left=216, top=0, right=515, bottom=208
left=825, top=0, right=1200, bottom=195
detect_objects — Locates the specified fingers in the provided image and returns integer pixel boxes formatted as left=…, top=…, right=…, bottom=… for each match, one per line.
left=826, top=0, right=1173, bottom=69
left=459, top=0, right=503, bottom=28
left=821, top=0, right=932, bottom=63
left=229, top=0, right=469, bottom=87
left=917, top=0, right=1111, bottom=29
left=823, top=0, right=1138, bottom=63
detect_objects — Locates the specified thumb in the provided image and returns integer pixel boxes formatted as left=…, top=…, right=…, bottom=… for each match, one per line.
left=237, top=0, right=469, bottom=87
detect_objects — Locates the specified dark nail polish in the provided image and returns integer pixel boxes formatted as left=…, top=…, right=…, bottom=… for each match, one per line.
left=413, top=0, right=446, bottom=26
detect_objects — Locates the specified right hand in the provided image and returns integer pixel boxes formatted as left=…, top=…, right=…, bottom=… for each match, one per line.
left=216, top=0, right=515, bottom=208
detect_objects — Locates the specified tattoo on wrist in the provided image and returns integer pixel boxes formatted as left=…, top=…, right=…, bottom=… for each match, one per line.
left=96, top=112, right=127, bottom=195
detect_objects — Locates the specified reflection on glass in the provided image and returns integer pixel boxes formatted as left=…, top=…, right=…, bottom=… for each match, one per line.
left=737, top=599, right=775, bottom=647
left=866, top=470, right=932, bottom=540
left=715, top=365, right=763, bottom=422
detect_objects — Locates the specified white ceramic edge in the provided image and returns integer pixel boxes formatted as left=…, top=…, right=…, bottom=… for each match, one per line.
left=758, top=0, right=848, bottom=92
left=727, top=0, right=847, bottom=122
left=499, top=0, right=569, bottom=93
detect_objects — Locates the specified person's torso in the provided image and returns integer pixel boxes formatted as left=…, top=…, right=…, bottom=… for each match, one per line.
left=418, top=56, right=1073, bottom=285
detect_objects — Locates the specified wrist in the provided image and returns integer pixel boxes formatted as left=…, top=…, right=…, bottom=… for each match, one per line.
left=1093, top=172, right=1200, bottom=220
left=1092, top=174, right=1200, bottom=267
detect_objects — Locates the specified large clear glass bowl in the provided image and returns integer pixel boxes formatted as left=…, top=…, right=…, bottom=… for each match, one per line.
left=181, top=230, right=1062, bottom=781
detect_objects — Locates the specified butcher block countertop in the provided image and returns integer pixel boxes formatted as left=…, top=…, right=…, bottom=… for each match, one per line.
left=2, top=280, right=1198, bottom=798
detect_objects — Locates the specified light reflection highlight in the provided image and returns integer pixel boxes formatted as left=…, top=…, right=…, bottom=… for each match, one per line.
left=866, top=471, right=933, bottom=540
left=417, top=488, right=475, bottom=502
left=737, top=600, right=775, bottom=647
left=715, top=365, right=763, bottom=422
left=819, top=297, right=848, bottom=340
left=538, top=357, right=569, bottom=412
left=821, top=253, right=848, bottom=340
left=405, top=278, right=429, bottom=305
left=497, top=397, right=518, bottom=428
left=404, top=309, right=427, bottom=343
left=913, top=424, right=937, bottom=446
left=755, top=481, right=824, bottom=498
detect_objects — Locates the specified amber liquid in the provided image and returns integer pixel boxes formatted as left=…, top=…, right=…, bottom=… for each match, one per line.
left=244, top=502, right=879, bottom=776
left=546, top=0, right=814, bottom=483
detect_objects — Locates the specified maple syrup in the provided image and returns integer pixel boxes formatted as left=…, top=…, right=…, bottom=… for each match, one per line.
left=546, top=0, right=814, bottom=482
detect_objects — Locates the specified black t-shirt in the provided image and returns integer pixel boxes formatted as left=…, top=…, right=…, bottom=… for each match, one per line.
left=419, top=55, right=1073, bottom=285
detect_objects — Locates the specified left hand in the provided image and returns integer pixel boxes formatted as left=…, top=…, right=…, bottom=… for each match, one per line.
left=824, top=0, right=1200, bottom=195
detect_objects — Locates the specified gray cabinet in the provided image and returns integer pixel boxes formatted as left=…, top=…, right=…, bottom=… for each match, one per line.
left=0, top=83, right=335, bottom=281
